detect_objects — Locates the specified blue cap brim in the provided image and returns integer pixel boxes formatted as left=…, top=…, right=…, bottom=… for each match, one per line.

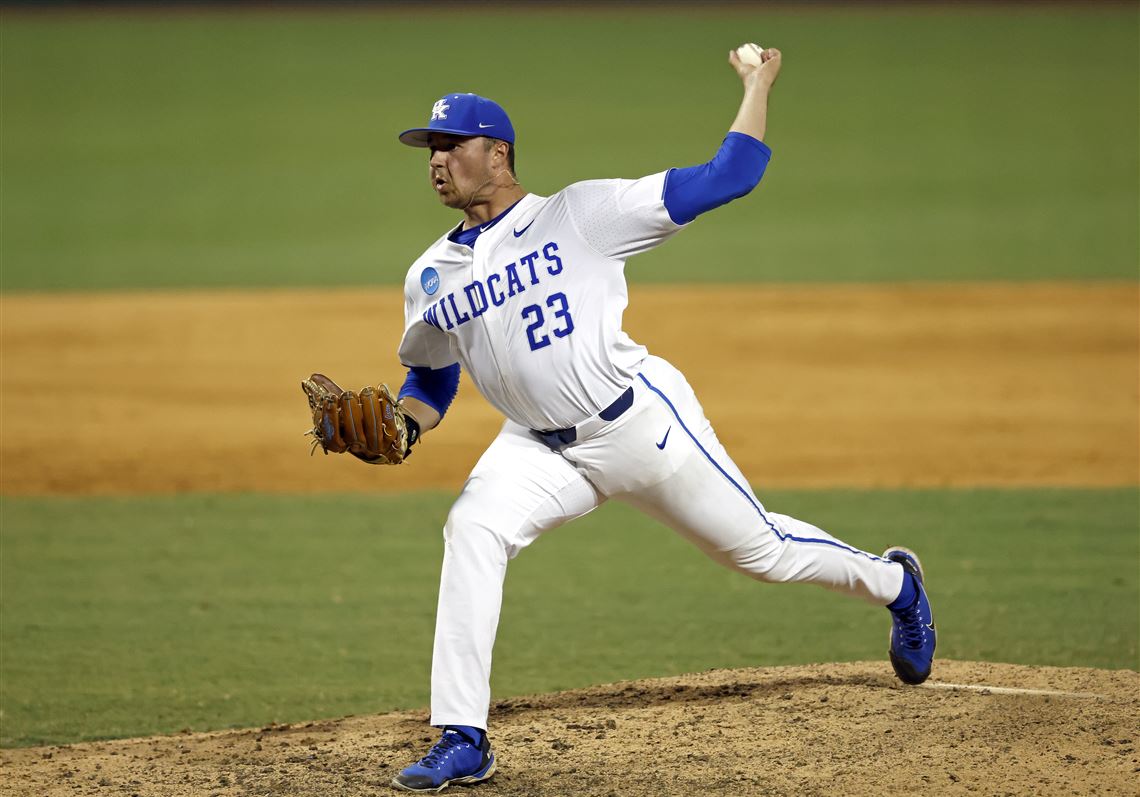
left=398, top=127, right=484, bottom=147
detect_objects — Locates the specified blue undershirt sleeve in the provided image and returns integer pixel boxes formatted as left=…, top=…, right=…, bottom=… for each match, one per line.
left=398, top=363, right=461, bottom=420
left=662, top=132, right=772, bottom=225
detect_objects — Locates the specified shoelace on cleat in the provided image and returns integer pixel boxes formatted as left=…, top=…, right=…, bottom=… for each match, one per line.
left=894, top=600, right=929, bottom=649
left=418, top=733, right=467, bottom=769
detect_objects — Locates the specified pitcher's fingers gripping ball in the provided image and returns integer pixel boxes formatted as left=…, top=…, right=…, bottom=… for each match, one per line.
left=734, top=42, right=767, bottom=66
left=301, top=373, right=415, bottom=464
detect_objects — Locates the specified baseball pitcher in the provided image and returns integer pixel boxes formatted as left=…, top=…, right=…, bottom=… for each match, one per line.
left=302, top=45, right=936, bottom=793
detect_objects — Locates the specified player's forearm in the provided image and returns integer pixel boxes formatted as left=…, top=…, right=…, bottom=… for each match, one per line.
left=729, top=81, right=772, bottom=142
left=727, top=46, right=781, bottom=142
left=399, top=396, right=441, bottom=433
left=397, top=362, right=460, bottom=434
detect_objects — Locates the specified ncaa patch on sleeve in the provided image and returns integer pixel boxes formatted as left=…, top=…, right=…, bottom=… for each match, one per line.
left=421, top=267, right=440, bottom=295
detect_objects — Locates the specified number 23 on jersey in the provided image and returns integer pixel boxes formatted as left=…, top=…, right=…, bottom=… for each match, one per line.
left=521, top=292, right=575, bottom=351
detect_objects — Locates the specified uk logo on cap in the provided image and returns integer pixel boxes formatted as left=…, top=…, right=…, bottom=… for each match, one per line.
left=430, top=99, right=449, bottom=121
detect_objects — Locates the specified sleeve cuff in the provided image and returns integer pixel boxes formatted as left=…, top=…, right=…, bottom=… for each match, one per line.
left=724, top=131, right=772, bottom=159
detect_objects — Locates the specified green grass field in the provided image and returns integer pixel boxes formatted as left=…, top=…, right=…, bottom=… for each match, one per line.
left=2, top=6, right=1136, bottom=290
left=2, top=489, right=1137, bottom=747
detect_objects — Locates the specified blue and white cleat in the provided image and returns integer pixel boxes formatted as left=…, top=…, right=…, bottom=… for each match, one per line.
left=391, top=726, right=496, bottom=793
left=884, top=547, right=936, bottom=685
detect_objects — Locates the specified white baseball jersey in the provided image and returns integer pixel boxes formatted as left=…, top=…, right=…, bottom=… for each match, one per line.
left=398, top=171, right=683, bottom=431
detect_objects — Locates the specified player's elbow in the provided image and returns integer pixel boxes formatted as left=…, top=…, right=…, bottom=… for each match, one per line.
left=724, top=165, right=764, bottom=199
left=664, top=164, right=764, bottom=225
left=663, top=136, right=771, bottom=224
left=714, top=132, right=771, bottom=202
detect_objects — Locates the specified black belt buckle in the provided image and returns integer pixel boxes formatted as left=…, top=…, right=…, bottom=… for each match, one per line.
left=534, top=386, right=634, bottom=449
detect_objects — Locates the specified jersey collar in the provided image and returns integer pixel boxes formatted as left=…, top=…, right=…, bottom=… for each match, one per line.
left=447, top=198, right=525, bottom=248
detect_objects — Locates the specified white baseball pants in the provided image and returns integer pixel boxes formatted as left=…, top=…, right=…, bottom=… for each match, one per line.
left=428, top=355, right=905, bottom=730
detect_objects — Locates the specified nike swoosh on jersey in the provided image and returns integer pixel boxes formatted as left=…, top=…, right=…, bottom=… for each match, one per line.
left=656, top=427, right=671, bottom=450
left=513, top=220, right=535, bottom=238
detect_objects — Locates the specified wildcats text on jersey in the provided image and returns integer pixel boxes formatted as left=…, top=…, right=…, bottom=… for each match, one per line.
left=423, top=241, right=565, bottom=332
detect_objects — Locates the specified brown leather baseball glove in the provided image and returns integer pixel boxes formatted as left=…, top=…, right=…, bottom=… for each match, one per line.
left=300, top=373, right=418, bottom=464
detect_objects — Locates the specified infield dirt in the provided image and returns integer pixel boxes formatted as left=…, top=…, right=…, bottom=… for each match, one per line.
left=2, top=661, right=1137, bottom=796
left=1, top=282, right=1136, bottom=495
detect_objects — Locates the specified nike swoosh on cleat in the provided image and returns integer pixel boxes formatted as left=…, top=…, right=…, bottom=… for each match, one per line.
left=513, top=220, right=535, bottom=237
left=656, top=427, right=671, bottom=450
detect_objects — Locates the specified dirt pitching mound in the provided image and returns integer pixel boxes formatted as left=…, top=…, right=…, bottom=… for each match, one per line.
left=3, top=661, right=1136, bottom=796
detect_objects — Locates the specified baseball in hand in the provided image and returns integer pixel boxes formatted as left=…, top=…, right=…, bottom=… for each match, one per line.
left=735, top=43, right=767, bottom=67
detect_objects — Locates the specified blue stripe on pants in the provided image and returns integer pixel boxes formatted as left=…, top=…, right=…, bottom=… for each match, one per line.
left=636, top=373, right=883, bottom=563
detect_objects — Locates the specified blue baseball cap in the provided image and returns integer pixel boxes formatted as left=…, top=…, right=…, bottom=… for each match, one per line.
left=398, top=93, right=515, bottom=148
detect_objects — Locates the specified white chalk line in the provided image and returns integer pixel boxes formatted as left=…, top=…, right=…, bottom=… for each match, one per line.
left=921, top=682, right=1108, bottom=699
